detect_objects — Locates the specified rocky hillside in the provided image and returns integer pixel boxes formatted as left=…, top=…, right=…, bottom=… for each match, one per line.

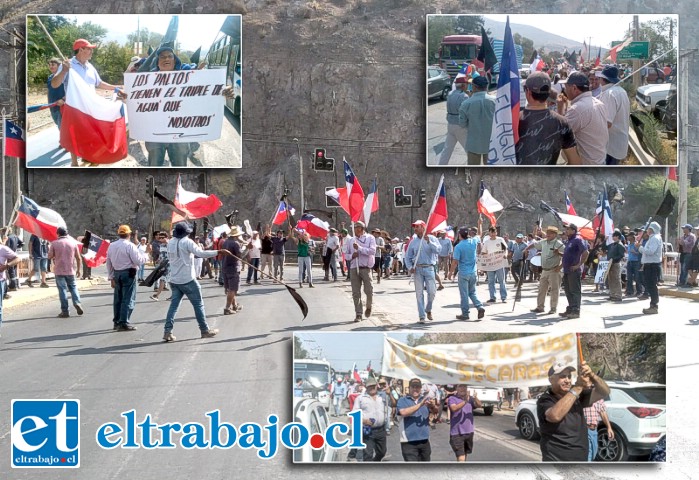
left=0, top=0, right=696, bottom=240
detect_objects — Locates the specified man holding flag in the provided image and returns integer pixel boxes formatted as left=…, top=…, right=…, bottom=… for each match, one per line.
left=404, top=220, right=441, bottom=323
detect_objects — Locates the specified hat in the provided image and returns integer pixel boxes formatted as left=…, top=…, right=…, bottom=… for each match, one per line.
left=140, top=236, right=147, bottom=241
left=409, top=378, right=422, bottom=387
left=229, top=226, right=243, bottom=237
left=172, top=222, right=193, bottom=239
left=329, top=228, right=338, bottom=233
left=412, top=220, right=426, bottom=227
left=471, top=76, right=489, bottom=88
left=365, top=378, right=378, bottom=387
left=117, top=225, right=132, bottom=235
left=341, top=229, right=348, bottom=235
left=155, top=45, right=175, bottom=57
left=548, top=362, right=576, bottom=377
left=126, top=56, right=141, bottom=71
left=454, top=76, right=468, bottom=84
left=56, top=226, right=68, bottom=237
left=561, top=71, right=589, bottom=88
left=372, top=228, right=381, bottom=233
left=682, top=223, right=693, bottom=230
left=596, top=65, right=621, bottom=84
left=73, top=39, right=97, bottom=50
left=354, top=221, right=366, bottom=229
left=515, top=233, right=524, bottom=239
left=546, top=226, right=559, bottom=233
left=525, top=72, right=551, bottom=94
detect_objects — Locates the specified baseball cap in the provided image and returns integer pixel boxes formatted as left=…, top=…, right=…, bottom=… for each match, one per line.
left=73, top=39, right=97, bottom=50
left=515, top=233, right=525, bottom=239
left=117, top=225, right=132, bottom=235
left=560, top=71, right=589, bottom=88
left=548, top=362, right=576, bottom=377
left=454, top=76, right=468, bottom=84
left=412, top=220, right=426, bottom=227
left=471, top=76, right=489, bottom=88
left=409, top=378, right=422, bottom=387
left=682, top=223, right=693, bottom=230
left=525, top=72, right=551, bottom=94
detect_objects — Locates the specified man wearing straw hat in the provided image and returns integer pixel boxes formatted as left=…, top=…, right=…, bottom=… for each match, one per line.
left=221, top=225, right=245, bottom=315
left=524, top=226, right=565, bottom=315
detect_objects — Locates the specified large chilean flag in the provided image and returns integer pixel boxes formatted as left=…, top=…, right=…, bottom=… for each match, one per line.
left=60, top=70, right=127, bottom=164
left=14, top=196, right=67, bottom=241
left=172, top=174, right=223, bottom=222
left=343, top=158, right=365, bottom=222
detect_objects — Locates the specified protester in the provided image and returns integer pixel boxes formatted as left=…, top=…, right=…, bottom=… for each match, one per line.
left=626, top=233, right=644, bottom=296
left=48, top=227, right=83, bottom=318
left=292, top=229, right=314, bottom=288
left=436, top=76, right=469, bottom=165
left=353, top=377, right=387, bottom=462
left=606, top=231, right=626, bottom=302
left=343, top=221, right=376, bottom=322
left=371, top=228, right=385, bottom=284
left=437, top=231, right=453, bottom=287
left=449, top=227, right=486, bottom=321
left=637, top=221, right=663, bottom=315
left=404, top=220, right=441, bottom=323
left=137, top=236, right=148, bottom=282
left=596, top=65, right=630, bottom=165
left=323, top=228, right=340, bottom=282
left=537, top=361, right=610, bottom=461
left=397, top=378, right=440, bottom=461
left=3, top=227, right=22, bottom=292
left=448, top=384, right=482, bottom=461
left=678, top=224, right=696, bottom=287
left=458, top=76, right=495, bottom=165
left=583, top=395, right=614, bottom=461
left=271, top=228, right=288, bottom=280
left=561, top=224, right=589, bottom=319
left=330, top=376, right=348, bottom=417
left=221, top=226, right=244, bottom=315
left=508, top=233, right=529, bottom=285
left=150, top=232, right=171, bottom=301
left=106, top=225, right=148, bottom=331
left=524, top=226, right=565, bottom=314
left=25, top=234, right=49, bottom=288
left=47, top=58, right=66, bottom=129
left=162, top=222, right=232, bottom=342
left=481, top=227, right=509, bottom=304
left=245, top=231, right=262, bottom=285
left=556, top=72, right=608, bottom=165
left=0, top=242, right=21, bottom=336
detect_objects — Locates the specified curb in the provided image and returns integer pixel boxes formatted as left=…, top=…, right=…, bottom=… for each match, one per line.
left=659, top=286, right=699, bottom=301
left=3, top=277, right=108, bottom=311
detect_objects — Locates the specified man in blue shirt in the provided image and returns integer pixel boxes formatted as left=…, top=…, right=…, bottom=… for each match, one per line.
left=47, top=58, right=66, bottom=129
left=435, top=76, right=468, bottom=165
left=397, top=378, right=439, bottom=461
left=561, top=225, right=589, bottom=319
left=449, top=227, right=485, bottom=321
left=625, top=232, right=643, bottom=297
left=458, top=76, right=495, bottom=165
left=404, top=220, right=442, bottom=323
left=330, top=376, right=347, bottom=417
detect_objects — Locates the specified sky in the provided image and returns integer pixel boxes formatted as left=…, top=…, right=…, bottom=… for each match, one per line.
left=485, top=14, right=677, bottom=51
left=63, top=14, right=234, bottom=53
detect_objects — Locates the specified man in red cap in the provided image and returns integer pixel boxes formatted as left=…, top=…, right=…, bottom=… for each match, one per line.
left=50, top=38, right=125, bottom=167
left=404, top=220, right=441, bottom=323
left=435, top=76, right=469, bottom=165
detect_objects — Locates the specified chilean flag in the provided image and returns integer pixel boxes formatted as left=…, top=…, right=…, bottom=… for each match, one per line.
left=343, top=158, right=365, bottom=222
left=82, top=230, right=110, bottom=268
left=557, top=212, right=596, bottom=241
left=296, top=213, right=330, bottom=239
left=4, top=119, right=25, bottom=158
left=529, top=51, right=544, bottom=73
left=592, top=192, right=603, bottom=232
left=172, top=174, right=222, bottom=222
left=594, top=46, right=602, bottom=67
left=477, top=181, right=503, bottom=227
left=600, top=189, right=615, bottom=245
left=60, top=68, right=127, bottom=164
left=272, top=201, right=295, bottom=225
left=325, top=187, right=350, bottom=216
left=426, top=175, right=448, bottom=234
left=564, top=191, right=577, bottom=216
left=359, top=177, right=379, bottom=227
left=352, top=362, right=362, bottom=383
left=14, top=196, right=67, bottom=241
left=487, top=17, right=520, bottom=165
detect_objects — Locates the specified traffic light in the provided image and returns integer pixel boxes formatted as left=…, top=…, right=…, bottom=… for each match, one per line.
left=146, top=175, right=155, bottom=197
left=393, top=186, right=412, bottom=208
left=314, top=148, right=335, bottom=171
left=419, top=188, right=427, bottom=206
left=325, top=187, right=341, bottom=208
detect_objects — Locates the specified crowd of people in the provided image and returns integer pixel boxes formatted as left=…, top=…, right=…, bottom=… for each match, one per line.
left=437, top=61, right=635, bottom=166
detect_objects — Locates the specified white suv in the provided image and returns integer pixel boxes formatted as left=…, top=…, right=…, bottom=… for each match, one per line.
left=515, top=381, right=666, bottom=461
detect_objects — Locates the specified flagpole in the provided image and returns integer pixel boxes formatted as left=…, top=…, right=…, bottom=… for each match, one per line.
left=2, top=110, right=5, bottom=227
left=32, top=15, right=67, bottom=61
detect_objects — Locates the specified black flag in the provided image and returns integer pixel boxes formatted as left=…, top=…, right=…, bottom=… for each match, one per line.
left=190, top=46, right=201, bottom=65
left=477, top=27, right=498, bottom=73
left=655, top=190, right=676, bottom=217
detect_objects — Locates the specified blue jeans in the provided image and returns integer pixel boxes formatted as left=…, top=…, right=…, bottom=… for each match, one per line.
left=298, top=256, right=312, bottom=284
left=145, top=142, right=189, bottom=167
left=138, top=263, right=145, bottom=281
left=587, top=428, right=599, bottom=461
left=246, top=257, right=260, bottom=283
left=113, top=269, right=137, bottom=326
left=164, top=280, right=210, bottom=333
left=55, top=275, right=81, bottom=313
left=679, top=254, right=692, bottom=285
left=626, top=260, right=642, bottom=295
left=458, top=273, right=483, bottom=316
left=0, top=279, right=5, bottom=328
left=487, top=268, right=507, bottom=301
left=414, top=265, right=436, bottom=319
left=50, top=108, right=62, bottom=129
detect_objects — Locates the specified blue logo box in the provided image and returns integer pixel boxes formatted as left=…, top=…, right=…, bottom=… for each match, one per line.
left=11, top=399, right=80, bottom=468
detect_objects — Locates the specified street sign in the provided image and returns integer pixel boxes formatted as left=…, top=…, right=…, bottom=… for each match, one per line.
left=611, top=41, right=650, bottom=60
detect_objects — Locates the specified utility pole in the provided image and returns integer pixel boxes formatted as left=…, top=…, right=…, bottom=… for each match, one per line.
left=632, top=16, right=641, bottom=89
left=677, top=48, right=695, bottom=239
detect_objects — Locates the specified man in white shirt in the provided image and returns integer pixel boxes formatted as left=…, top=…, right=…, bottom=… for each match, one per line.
left=481, top=227, right=509, bottom=303
left=596, top=66, right=630, bottom=165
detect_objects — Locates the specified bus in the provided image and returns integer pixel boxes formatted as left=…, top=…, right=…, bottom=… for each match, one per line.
left=207, top=15, right=242, bottom=117
left=293, top=359, right=333, bottom=410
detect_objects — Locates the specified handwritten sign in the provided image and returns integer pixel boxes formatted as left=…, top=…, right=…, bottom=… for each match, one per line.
left=125, top=69, right=226, bottom=143
left=382, top=333, right=578, bottom=388
left=594, top=260, right=609, bottom=284
left=478, top=250, right=509, bottom=272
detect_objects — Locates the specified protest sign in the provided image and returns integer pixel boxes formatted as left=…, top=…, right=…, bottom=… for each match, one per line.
left=125, top=69, right=226, bottom=143
left=478, top=250, right=509, bottom=271
left=381, top=333, right=578, bottom=388
left=595, top=260, right=609, bottom=284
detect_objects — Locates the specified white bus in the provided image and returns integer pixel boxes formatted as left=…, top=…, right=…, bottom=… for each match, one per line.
left=293, top=359, right=332, bottom=410
left=207, top=16, right=241, bottom=117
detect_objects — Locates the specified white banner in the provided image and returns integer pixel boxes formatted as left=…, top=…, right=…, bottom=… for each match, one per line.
left=477, top=250, right=509, bottom=272
left=594, top=260, right=609, bottom=284
left=125, top=69, right=226, bottom=143
left=381, top=334, right=578, bottom=388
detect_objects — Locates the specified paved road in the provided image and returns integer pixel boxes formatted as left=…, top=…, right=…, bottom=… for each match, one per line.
left=0, top=264, right=695, bottom=478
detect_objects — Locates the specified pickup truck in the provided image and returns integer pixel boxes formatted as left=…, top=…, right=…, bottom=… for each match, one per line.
left=470, top=385, right=503, bottom=415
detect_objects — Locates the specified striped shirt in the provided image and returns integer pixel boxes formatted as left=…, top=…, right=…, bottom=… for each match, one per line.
left=583, top=399, right=607, bottom=428
left=565, top=91, right=609, bottom=165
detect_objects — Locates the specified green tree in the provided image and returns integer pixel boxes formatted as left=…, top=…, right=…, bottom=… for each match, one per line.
left=127, top=28, right=164, bottom=54
left=294, top=336, right=309, bottom=359
left=625, top=17, right=677, bottom=65
left=92, top=41, right=135, bottom=86
left=581, top=333, right=665, bottom=384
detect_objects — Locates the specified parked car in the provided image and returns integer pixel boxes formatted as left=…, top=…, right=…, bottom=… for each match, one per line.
left=292, top=397, right=337, bottom=463
left=655, top=80, right=677, bottom=138
left=427, top=66, right=452, bottom=100
left=644, top=65, right=666, bottom=84
left=470, top=385, right=504, bottom=416
left=636, top=83, right=672, bottom=113
left=515, top=381, right=666, bottom=461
